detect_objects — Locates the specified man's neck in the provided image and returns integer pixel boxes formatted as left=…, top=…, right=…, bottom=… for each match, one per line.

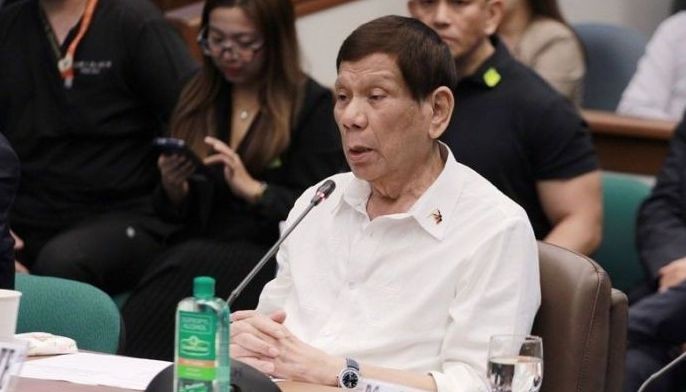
left=40, top=0, right=87, bottom=15
left=366, top=144, right=445, bottom=220
left=455, top=37, right=495, bottom=78
left=39, top=0, right=88, bottom=45
left=498, top=4, right=533, bottom=51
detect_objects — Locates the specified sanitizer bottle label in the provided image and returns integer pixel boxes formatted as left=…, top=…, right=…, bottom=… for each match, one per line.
left=177, top=311, right=217, bottom=392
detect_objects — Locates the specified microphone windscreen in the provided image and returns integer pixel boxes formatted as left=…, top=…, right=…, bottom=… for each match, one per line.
left=311, top=179, right=336, bottom=205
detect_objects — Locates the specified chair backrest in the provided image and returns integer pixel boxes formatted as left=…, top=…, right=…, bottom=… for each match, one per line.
left=15, top=274, right=122, bottom=354
left=532, top=241, right=627, bottom=392
left=593, top=173, right=651, bottom=295
left=606, top=289, right=629, bottom=392
left=573, top=23, right=648, bottom=111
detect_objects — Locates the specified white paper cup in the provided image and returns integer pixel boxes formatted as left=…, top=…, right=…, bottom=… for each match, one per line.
left=0, top=289, right=21, bottom=338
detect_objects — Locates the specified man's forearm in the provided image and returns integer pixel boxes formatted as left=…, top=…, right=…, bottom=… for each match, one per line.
left=544, top=215, right=601, bottom=255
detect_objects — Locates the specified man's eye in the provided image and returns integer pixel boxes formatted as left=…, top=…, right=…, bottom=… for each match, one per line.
left=369, top=94, right=385, bottom=101
left=336, top=94, right=348, bottom=103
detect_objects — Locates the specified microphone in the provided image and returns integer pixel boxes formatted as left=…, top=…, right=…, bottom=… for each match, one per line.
left=226, top=179, right=336, bottom=306
left=637, top=350, right=686, bottom=392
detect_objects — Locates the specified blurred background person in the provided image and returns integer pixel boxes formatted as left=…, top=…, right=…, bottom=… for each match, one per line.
left=0, top=132, right=19, bottom=289
left=498, top=0, right=585, bottom=104
left=121, top=0, right=346, bottom=361
left=617, top=11, right=686, bottom=121
left=626, top=111, right=686, bottom=392
left=409, top=0, right=602, bottom=255
left=0, top=0, right=197, bottom=292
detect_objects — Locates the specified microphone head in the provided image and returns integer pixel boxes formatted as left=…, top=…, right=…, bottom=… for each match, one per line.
left=310, top=179, right=336, bottom=206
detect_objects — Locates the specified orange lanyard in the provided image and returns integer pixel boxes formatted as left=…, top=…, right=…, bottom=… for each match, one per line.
left=55, top=0, right=99, bottom=89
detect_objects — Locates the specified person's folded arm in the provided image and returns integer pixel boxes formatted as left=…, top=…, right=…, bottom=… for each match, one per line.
left=537, top=170, right=603, bottom=255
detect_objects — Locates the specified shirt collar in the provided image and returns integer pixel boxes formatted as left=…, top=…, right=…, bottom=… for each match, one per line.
left=459, top=35, right=511, bottom=89
left=334, top=143, right=464, bottom=241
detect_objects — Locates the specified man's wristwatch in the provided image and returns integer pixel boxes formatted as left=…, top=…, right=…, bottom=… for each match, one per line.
left=337, top=358, right=361, bottom=389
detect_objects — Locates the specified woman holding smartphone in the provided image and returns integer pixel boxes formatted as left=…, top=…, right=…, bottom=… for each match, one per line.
left=122, top=0, right=345, bottom=360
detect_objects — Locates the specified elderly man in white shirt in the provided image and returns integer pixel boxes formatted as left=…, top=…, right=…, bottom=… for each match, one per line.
left=618, top=11, right=686, bottom=121
left=230, top=15, right=541, bottom=392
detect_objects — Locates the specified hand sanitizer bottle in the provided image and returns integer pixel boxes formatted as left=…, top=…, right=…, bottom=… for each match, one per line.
left=174, top=276, right=230, bottom=392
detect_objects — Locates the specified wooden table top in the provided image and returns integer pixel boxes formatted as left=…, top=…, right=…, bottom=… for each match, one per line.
left=15, top=377, right=340, bottom=391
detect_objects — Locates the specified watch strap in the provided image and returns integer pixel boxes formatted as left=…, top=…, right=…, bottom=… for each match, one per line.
left=346, top=357, right=360, bottom=371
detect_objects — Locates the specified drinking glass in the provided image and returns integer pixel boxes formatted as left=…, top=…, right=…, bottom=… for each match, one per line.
left=487, top=335, right=543, bottom=392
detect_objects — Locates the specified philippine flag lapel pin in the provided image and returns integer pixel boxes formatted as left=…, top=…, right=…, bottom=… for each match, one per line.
left=431, top=209, right=443, bottom=224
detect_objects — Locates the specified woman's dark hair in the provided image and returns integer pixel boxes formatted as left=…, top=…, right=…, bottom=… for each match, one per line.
left=529, top=0, right=568, bottom=25
left=336, top=15, right=457, bottom=102
left=170, top=0, right=303, bottom=174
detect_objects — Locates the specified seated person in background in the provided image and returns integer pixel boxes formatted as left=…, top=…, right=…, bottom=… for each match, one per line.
left=625, top=111, right=686, bottom=392
left=409, top=0, right=602, bottom=255
left=231, top=15, right=540, bottom=391
left=0, top=0, right=197, bottom=291
left=618, top=12, right=686, bottom=122
left=497, top=0, right=584, bottom=105
left=0, top=132, right=19, bottom=289
left=121, top=0, right=346, bottom=361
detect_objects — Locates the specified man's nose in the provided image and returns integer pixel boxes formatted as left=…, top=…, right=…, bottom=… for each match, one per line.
left=339, top=98, right=368, bottom=131
left=432, top=1, right=452, bottom=27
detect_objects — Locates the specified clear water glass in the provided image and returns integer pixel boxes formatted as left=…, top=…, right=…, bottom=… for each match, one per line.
left=487, top=335, right=543, bottom=392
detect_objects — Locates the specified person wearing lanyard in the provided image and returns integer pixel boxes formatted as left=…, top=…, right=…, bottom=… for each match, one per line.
left=0, top=0, right=197, bottom=293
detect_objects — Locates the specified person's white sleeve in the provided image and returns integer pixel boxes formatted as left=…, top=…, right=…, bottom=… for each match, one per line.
left=429, top=216, right=541, bottom=392
left=255, top=245, right=292, bottom=314
left=617, top=15, right=680, bottom=121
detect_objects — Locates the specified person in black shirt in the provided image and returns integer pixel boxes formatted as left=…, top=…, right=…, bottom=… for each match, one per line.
left=409, top=0, right=602, bottom=255
left=120, top=0, right=346, bottom=360
left=0, top=133, right=19, bottom=289
left=0, top=0, right=197, bottom=292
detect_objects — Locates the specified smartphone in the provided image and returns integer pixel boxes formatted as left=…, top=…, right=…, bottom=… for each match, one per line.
left=152, top=137, right=207, bottom=174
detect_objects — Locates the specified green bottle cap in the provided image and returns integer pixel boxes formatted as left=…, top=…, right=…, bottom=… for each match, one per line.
left=193, top=276, right=215, bottom=299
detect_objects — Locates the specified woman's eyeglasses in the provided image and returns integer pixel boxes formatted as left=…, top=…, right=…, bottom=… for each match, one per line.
left=197, top=28, right=264, bottom=59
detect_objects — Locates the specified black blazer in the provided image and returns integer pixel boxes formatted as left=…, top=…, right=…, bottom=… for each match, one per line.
left=637, top=113, right=686, bottom=284
left=0, top=132, right=19, bottom=288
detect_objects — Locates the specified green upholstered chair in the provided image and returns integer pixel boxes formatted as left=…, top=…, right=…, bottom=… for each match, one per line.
left=14, top=274, right=122, bottom=354
left=592, top=173, right=652, bottom=295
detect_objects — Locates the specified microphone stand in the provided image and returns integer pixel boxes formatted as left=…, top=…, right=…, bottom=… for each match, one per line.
left=226, top=180, right=335, bottom=306
left=637, top=350, right=686, bottom=392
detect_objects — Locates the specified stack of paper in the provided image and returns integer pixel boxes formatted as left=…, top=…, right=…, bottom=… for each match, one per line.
left=20, top=352, right=171, bottom=390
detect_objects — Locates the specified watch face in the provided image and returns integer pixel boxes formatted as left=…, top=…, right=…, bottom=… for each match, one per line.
left=342, top=370, right=360, bottom=388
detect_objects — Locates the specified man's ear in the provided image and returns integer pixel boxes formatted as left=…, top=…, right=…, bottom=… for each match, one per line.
left=428, top=86, right=454, bottom=140
left=484, top=0, right=505, bottom=36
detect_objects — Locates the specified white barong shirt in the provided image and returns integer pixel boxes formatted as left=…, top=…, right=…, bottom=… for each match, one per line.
left=258, top=146, right=541, bottom=392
